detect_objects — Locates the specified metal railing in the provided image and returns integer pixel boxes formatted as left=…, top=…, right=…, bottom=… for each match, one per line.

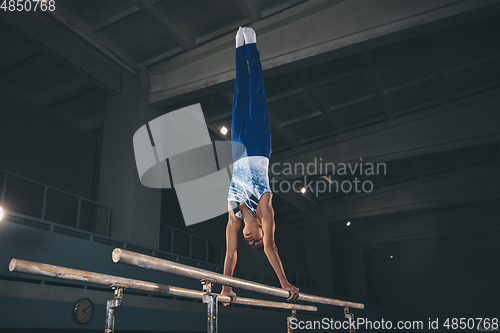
left=0, top=168, right=111, bottom=236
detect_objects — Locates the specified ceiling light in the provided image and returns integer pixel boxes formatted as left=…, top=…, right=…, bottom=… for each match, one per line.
left=346, top=221, right=351, bottom=226
left=301, top=188, right=306, bottom=193
left=220, top=126, right=228, bottom=135
left=0, top=207, right=3, bottom=221
left=390, top=255, right=394, bottom=259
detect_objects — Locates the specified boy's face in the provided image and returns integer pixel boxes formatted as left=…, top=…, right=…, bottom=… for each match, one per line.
left=245, top=232, right=263, bottom=248
left=243, top=216, right=263, bottom=248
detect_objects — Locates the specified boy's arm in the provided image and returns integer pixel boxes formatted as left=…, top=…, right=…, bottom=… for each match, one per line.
left=258, top=194, right=300, bottom=302
left=221, top=203, right=242, bottom=304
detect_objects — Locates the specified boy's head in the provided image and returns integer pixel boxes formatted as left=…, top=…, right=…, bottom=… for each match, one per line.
left=242, top=214, right=264, bottom=252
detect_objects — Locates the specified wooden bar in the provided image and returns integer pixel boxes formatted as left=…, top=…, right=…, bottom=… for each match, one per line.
left=8, top=259, right=317, bottom=312
left=112, top=249, right=364, bottom=309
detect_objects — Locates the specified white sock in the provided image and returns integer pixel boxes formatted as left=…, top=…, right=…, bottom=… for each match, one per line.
left=243, top=27, right=256, bottom=44
left=236, top=27, right=244, bottom=48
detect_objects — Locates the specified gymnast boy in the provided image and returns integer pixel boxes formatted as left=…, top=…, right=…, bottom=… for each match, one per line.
left=221, top=27, right=300, bottom=305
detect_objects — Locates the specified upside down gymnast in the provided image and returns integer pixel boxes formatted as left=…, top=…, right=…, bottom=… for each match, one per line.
left=222, top=27, right=300, bottom=305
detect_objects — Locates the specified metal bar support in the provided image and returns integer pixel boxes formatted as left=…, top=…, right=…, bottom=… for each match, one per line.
left=105, top=284, right=127, bottom=333
left=201, top=278, right=218, bottom=333
left=344, top=306, right=355, bottom=333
